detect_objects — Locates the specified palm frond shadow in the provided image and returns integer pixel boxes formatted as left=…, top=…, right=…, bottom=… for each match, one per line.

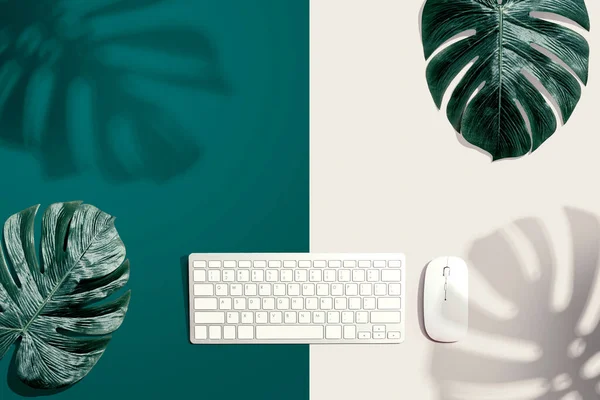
left=0, top=0, right=228, bottom=182
left=431, top=208, right=600, bottom=399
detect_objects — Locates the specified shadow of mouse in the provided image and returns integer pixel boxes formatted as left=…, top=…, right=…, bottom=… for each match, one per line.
left=0, top=0, right=228, bottom=182
left=431, top=207, right=600, bottom=400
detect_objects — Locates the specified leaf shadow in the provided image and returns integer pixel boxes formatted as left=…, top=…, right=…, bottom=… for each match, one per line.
left=0, top=0, right=229, bottom=182
left=431, top=207, right=600, bottom=399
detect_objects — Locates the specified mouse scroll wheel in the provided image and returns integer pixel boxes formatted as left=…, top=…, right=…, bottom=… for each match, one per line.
left=443, top=267, right=450, bottom=277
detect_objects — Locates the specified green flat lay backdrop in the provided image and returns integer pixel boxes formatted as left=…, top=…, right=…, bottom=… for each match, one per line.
left=0, top=1, right=309, bottom=399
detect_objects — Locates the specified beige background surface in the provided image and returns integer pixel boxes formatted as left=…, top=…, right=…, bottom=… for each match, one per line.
left=310, top=1, right=600, bottom=398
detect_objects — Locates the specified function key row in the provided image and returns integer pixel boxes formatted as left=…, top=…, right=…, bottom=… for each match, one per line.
left=193, top=260, right=402, bottom=269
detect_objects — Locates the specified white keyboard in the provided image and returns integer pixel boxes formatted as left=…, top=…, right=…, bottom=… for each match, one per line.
left=188, top=253, right=405, bottom=344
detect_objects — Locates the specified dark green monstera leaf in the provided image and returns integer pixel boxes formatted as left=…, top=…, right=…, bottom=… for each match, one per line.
left=0, top=202, right=130, bottom=389
left=421, top=0, right=590, bottom=160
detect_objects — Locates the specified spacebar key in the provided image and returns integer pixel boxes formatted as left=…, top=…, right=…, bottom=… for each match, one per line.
left=256, top=326, right=324, bottom=340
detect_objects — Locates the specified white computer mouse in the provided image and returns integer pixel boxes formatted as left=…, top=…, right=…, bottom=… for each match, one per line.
left=424, top=256, right=469, bottom=342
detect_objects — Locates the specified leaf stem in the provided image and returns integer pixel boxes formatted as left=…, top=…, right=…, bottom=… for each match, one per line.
left=498, top=5, right=504, bottom=137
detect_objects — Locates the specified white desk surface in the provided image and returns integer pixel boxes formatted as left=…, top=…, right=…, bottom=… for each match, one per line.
left=310, top=1, right=600, bottom=398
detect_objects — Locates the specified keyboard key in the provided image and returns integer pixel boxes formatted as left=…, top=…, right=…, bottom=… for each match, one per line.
left=367, top=270, right=379, bottom=282
left=320, top=298, right=333, bottom=310
left=208, top=270, right=221, bottom=282
left=358, top=260, right=371, bottom=268
left=193, top=270, right=206, bottom=282
left=374, top=332, right=385, bottom=339
left=220, top=298, right=232, bottom=310
left=295, top=270, right=307, bottom=282
left=388, top=331, right=401, bottom=339
left=254, top=260, right=266, bottom=268
left=364, top=298, right=376, bottom=310
left=317, top=283, right=329, bottom=296
left=283, top=260, right=296, bottom=268
left=208, top=261, right=221, bottom=268
left=241, top=312, right=254, bottom=324
left=288, top=283, right=300, bottom=295
left=342, top=311, right=354, bottom=323
left=360, top=283, right=372, bottom=296
left=370, top=311, right=401, bottom=323
left=309, top=270, right=322, bottom=282
left=378, top=298, right=401, bottom=310
left=327, top=311, right=340, bottom=323
left=349, top=297, right=361, bottom=310
left=324, top=270, right=336, bottom=282
left=358, top=331, right=371, bottom=339
left=238, top=326, right=254, bottom=339
left=284, top=311, right=297, bottom=323
left=326, top=326, right=342, bottom=339
left=193, top=261, right=207, bottom=269
left=302, top=283, right=315, bottom=296
left=382, top=269, right=401, bottom=282
left=227, top=312, right=239, bottom=323
left=256, top=312, right=267, bottom=324
left=216, top=284, right=228, bottom=296
left=374, top=283, right=387, bottom=296
left=277, top=298, right=290, bottom=310
left=244, top=284, right=257, bottom=296
left=270, top=311, right=282, bottom=323
left=252, top=270, right=264, bottom=282
left=195, top=312, right=225, bottom=324
left=209, top=326, right=221, bottom=339
left=195, top=325, right=207, bottom=339
left=313, top=311, right=325, bottom=323
left=334, top=298, right=347, bottom=310
left=389, top=260, right=402, bottom=268
left=389, top=284, right=401, bottom=295
left=343, top=260, right=357, bottom=268
left=338, top=270, right=350, bottom=282
left=195, top=298, right=217, bottom=310
left=291, top=298, right=304, bottom=310
left=230, top=284, right=242, bottom=296
left=248, top=298, right=260, bottom=310
left=373, top=326, right=386, bottom=333
left=262, top=298, right=275, bottom=310
left=306, top=298, right=318, bottom=310
left=356, top=312, right=368, bottom=323
left=194, top=284, right=213, bottom=296
left=266, top=270, right=279, bottom=282
left=259, top=283, right=271, bottom=296
left=256, top=326, right=324, bottom=340
left=328, top=260, right=341, bottom=268
left=344, top=325, right=356, bottom=339
left=346, top=283, right=358, bottom=296
left=274, top=284, right=286, bottom=296
left=268, top=260, right=282, bottom=268
left=352, top=270, right=365, bottom=282
left=234, top=298, right=246, bottom=310
left=301, top=260, right=315, bottom=268
left=224, top=260, right=237, bottom=268
left=373, top=260, right=386, bottom=268
left=280, top=270, right=293, bottom=282
left=299, top=311, right=311, bottom=323
left=331, top=284, right=343, bottom=296
left=237, top=270, right=250, bottom=282
left=239, top=260, right=252, bottom=268
left=222, top=271, right=235, bottom=282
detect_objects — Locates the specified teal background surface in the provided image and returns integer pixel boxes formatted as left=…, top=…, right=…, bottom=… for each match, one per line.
left=0, top=1, right=309, bottom=399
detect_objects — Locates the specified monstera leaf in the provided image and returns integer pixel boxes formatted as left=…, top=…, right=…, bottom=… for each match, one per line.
left=0, top=202, right=130, bottom=389
left=421, top=0, right=590, bottom=160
